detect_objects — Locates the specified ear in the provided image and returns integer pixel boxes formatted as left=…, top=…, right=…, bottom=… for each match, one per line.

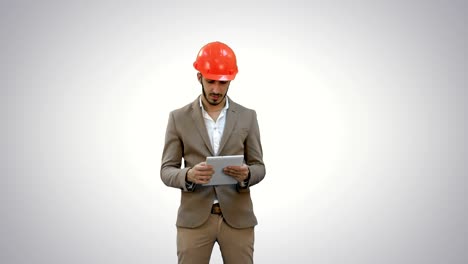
left=197, top=72, right=202, bottom=83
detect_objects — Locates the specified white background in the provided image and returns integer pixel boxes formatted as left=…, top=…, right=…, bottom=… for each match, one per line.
left=1, top=0, right=467, bottom=263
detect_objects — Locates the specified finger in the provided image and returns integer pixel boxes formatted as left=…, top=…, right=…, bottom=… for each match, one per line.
left=224, top=168, right=240, bottom=175
left=198, top=165, right=214, bottom=171
left=199, top=175, right=211, bottom=181
left=198, top=170, right=214, bottom=176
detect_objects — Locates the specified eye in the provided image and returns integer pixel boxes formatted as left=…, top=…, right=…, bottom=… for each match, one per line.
left=220, top=81, right=228, bottom=85
left=206, top=79, right=215, bottom=83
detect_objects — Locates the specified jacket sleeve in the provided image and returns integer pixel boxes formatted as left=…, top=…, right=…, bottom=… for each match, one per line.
left=160, top=111, right=192, bottom=192
left=242, top=110, right=266, bottom=189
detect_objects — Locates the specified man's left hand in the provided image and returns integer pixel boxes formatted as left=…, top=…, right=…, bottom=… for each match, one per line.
left=223, top=164, right=249, bottom=182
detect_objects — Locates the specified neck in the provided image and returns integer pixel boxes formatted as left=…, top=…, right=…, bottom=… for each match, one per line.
left=201, top=97, right=226, bottom=112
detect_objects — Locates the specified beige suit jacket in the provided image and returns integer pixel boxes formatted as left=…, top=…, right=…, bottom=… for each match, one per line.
left=161, top=96, right=265, bottom=229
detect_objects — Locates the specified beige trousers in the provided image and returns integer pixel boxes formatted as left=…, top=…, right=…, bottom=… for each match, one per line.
left=177, top=214, right=255, bottom=264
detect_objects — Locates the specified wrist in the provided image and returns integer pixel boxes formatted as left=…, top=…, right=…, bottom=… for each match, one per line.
left=185, top=169, right=196, bottom=191
left=185, top=168, right=194, bottom=183
left=239, top=170, right=250, bottom=187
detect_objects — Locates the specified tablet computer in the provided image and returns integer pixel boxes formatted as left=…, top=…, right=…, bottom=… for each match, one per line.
left=203, top=155, right=244, bottom=186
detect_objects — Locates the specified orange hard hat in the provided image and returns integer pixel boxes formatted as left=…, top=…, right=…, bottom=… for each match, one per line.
left=193, top=41, right=238, bottom=81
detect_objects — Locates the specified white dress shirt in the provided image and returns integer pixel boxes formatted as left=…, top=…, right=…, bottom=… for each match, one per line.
left=199, top=96, right=229, bottom=155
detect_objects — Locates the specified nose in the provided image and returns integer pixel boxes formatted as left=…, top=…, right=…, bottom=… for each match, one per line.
left=211, top=82, right=223, bottom=93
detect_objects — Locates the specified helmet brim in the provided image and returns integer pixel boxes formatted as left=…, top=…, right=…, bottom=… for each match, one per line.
left=201, top=73, right=237, bottom=81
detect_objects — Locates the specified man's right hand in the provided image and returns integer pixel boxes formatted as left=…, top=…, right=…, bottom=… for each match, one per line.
left=186, top=162, right=214, bottom=185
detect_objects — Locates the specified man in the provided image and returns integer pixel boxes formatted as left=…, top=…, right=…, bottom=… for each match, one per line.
left=160, top=41, right=266, bottom=264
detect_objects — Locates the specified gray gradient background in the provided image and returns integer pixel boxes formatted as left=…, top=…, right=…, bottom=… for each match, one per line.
left=1, top=0, right=467, bottom=263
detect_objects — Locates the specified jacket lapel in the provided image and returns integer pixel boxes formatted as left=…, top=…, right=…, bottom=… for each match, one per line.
left=191, top=98, right=215, bottom=155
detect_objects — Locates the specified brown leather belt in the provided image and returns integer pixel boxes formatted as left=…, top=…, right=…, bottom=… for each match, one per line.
left=211, top=203, right=222, bottom=215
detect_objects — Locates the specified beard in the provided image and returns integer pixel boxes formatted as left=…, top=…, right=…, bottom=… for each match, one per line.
left=202, top=83, right=228, bottom=106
